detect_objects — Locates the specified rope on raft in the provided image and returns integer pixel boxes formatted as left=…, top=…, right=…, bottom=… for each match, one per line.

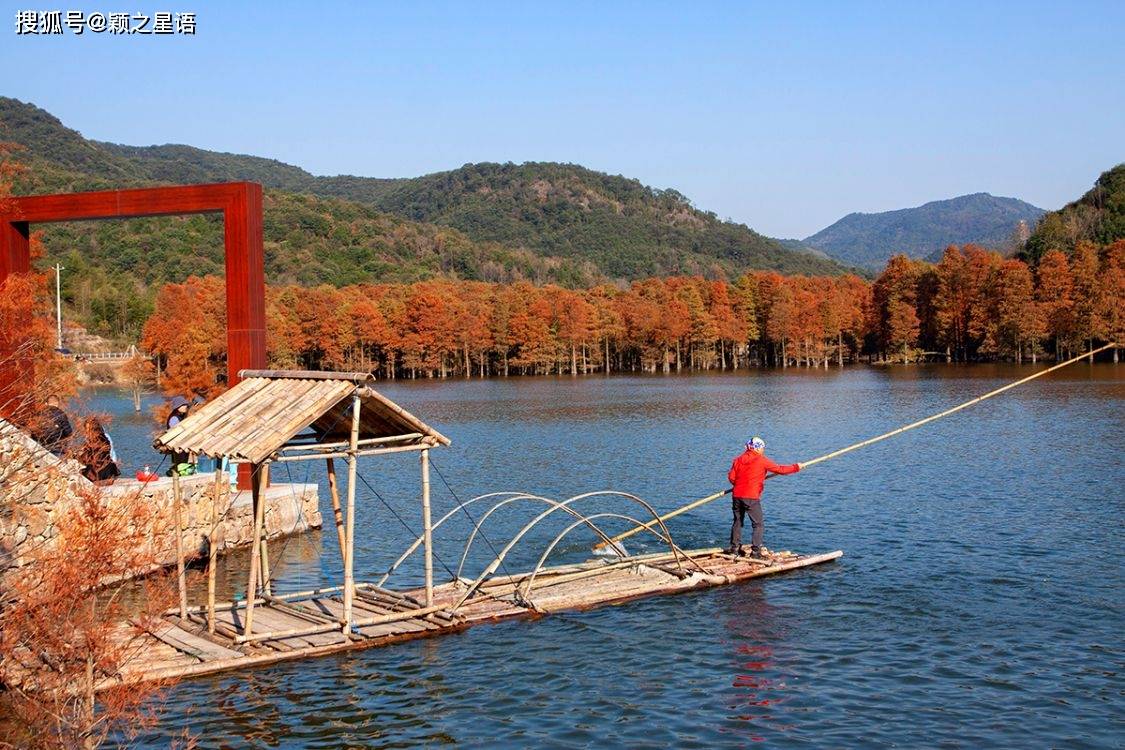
left=596, top=342, right=1118, bottom=549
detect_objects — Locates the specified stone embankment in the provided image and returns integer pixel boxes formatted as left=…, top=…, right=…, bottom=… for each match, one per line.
left=0, top=418, right=321, bottom=587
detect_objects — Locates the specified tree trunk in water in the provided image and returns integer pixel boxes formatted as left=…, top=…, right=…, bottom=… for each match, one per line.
left=604, top=338, right=611, bottom=374
left=133, top=386, right=141, bottom=412
left=503, top=351, right=509, bottom=377
left=570, top=344, right=577, bottom=376
left=838, top=331, right=844, bottom=367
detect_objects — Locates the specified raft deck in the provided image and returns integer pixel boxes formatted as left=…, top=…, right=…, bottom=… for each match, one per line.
left=114, top=546, right=841, bottom=686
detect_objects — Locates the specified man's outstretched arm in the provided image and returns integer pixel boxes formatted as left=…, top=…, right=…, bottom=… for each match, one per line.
left=764, top=457, right=800, bottom=475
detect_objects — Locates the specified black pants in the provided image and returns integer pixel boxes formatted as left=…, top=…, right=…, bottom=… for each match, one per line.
left=730, top=497, right=764, bottom=551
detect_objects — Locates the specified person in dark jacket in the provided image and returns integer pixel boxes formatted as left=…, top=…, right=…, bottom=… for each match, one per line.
left=79, top=416, right=120, bottom=484
left=31, top=394, right=73, bottom=457
left=165, top=395, right=192, bottom=471
left=727, top=436, right=802, bottom=559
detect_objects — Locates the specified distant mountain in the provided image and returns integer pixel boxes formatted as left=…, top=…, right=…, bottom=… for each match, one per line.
left=774, top=238, right=831, bottom=260
left=0, top=97, right=846, bottom=285
left=1024, top=163, right=1125, bottom=262
left=802, top=193, right=1045, bottom=271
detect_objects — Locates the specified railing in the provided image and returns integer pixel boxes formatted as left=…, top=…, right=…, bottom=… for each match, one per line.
left=70, top=346, right=150, bottom=362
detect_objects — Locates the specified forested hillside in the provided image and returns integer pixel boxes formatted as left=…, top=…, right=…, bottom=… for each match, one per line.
left=1024, top=164, right=1125, bottom=262
left=803, top=193, right=1044, bottom=270
left=0, top=96, right=846, bottom=339
left=362, top=161, right=845, bottom=277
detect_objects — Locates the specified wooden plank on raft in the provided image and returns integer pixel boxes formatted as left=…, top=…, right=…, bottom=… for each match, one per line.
left=104, top=547, right=842, bottom=687
left=135, top=620, right=245, bottom=662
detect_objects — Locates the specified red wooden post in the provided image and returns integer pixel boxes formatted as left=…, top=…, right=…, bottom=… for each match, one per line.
left=0, top=182, right=266, bottom=486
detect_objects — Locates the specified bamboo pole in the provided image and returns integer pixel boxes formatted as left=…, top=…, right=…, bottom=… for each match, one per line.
left=259, top=463, right=272, bottom=596
left=600, top=343, right=1117, bottom=548
left=272, top=442, right=432, bottom=463
left=325, top=458, right=348, bottom=562
left=171, top=473, right=188, bottom=619
left=341, top=392, right=362, bottom=634
left=243, top=463, right=266, bottom=636
left=800, top=342, right=1115, bottom=468
left=280, top=433, right=423, bottom=453
left=420, top=448, right=434, bottom=607
left=207, top=466, right=222, bottom=633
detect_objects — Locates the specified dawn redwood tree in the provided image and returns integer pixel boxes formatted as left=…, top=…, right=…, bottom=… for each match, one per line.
left=887, top=299, right=921, bottom=362
left=1097, top=241, right=1125, bottom=361
left=452, top=281, right=494, bottom=377
left=992, top=259, right=1041, bottom=362
left=1036, top=249, right=1075, bottom=359
left=731, top=274, right=759, bottom=367
left=1069, top=241, right=1103, bottom=354
left=346, top=293, right=392, bottom=373
left=872, top=254, right=922, bottom=361
left=961, top=246, right=1001, bottom=359
left=707, top=280, right=739, bottom=369
left=140, top=276, right=226, bottom=398
left=588, top=284, right=625, bottom=373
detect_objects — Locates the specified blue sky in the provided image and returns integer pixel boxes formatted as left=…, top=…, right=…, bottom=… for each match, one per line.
left=2, top=1, right=1122, bottom=237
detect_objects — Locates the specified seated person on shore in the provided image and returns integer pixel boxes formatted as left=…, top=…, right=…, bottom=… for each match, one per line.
left=30, top=394, right=73, bottom=458
left=78, top=416, right=121, bottom=485
left=165, top=395, right=194, bottom=475
left=727, top=436, right=802, bottom=559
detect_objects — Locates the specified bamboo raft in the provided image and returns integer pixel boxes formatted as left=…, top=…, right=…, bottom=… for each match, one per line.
left=116, top=547, right=841, bottom=685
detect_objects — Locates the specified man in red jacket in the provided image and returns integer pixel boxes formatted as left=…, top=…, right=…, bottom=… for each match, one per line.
left=727, top=436, right=802, bottom=559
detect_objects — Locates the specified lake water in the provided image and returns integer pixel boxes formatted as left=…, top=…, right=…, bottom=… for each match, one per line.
left=80, top=364, right=1124, bottom=748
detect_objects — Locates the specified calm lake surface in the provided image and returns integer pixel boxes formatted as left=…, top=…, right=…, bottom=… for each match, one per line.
left=81, top=364, right=1124, bottom=748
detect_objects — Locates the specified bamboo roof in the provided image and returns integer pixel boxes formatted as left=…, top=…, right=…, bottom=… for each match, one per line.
left=154, top=370, right=450, bottom=464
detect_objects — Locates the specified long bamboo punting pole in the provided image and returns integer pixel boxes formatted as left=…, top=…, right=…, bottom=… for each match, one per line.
left=207, top=467, right=222, bottom=633
left=598, top=343, right=1117, bottom=549
left=341, top=392, right=362, bottom=633
left=171, top=473, right=188, bottom=619
left=420, top=448, right=434, bottom=607
left=326, top=457, right=347, bottom=561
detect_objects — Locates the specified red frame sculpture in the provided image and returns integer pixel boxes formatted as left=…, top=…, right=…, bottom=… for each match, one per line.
left=0, top=182, right=266, bottom=487
left=0, top=181, right=266, bottom=383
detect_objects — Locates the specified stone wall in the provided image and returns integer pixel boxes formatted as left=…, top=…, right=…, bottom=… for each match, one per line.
left=0, top=417, right=322, bottom=586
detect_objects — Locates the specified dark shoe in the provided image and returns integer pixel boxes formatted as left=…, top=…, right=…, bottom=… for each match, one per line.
left=749, top=548, right=768, bottom=561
